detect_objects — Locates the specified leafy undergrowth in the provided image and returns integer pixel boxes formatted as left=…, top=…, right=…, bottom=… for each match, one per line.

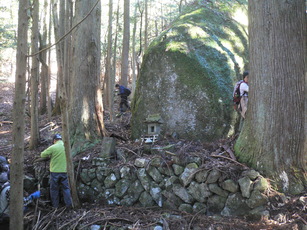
left=0, top=82, right=306, bottom=230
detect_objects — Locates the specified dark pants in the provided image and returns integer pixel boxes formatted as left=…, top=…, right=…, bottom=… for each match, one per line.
left=50, top=172, right=72, bottom=208
left=120, top=95, right=130, bottom=112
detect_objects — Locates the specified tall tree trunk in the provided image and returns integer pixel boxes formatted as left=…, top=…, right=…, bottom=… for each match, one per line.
left=105, top=0, right=113, bottom=119
left=131, top=4, right=137, bottom=97
left=137, top=2, right=144, bottom=75
left=60, top=0, right=80, bottom=208
left=235, top=0, right=306, bottom=195
left=47, top=0, right=53, bottom=121
left=11, top=0, right=29, bottom=229
left=113, top=0, right=120, bottom=90
left=52, top=0, right=65, bottom=115
left=70, top=0, right=105, bottom=153
left=29, top=0, right=40, bottom=149
left=39, top=0, right=49, bottom=115
left=120, top=0, right=130, bottom=86
left=144, top=0, right=148, bottom=51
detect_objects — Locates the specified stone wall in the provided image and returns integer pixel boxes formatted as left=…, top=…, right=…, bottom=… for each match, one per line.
left=77, top=154, right=269, bottom=219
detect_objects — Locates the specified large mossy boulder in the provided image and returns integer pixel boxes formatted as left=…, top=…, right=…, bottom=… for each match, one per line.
left=131, top=7, right=248, bottom=142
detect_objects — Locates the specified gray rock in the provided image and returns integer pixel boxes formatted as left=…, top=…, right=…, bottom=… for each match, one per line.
left=119, top=166, right=131, bottom=178
left=139, top=191, right=155, bottom=207
left=137, top=168, right=152, bottom=191
left=88, top=168, right=96, bottom=180
left=126, top=180, right=144, bottom=200
left=221, top=192, right=250, bottom=216
left=246, top=190, right=268, bottom=209
left=80, top=169, right=91, bottom=184
left=248, top=206, right=270, bottom=221
left=104, top=173, right=118, bottom=188
left=185, top=156, right=202, bottom=166
left=150, top=183, right=163, bottom=207
left=121, top=194, right=138, bottom=206
left=100, top=137, right=116, bottom=160
left=238, top=176, right=252, bottom=198
left=179, top=163, right=198, bottom=187
left=207, top=195, right=227, bottom=214
left=134, top=158, right=150, bottom=167
left=150, top=157, right=163, bottom=167
left=96, top=168, right=106, bottom=182
left=153, top=226, right=163, bottom=230
left=162, top=190, right=182, bottom=209
left=91, top=158, right=108, bottom=167
left=179, top=204, right=193, bottom=213
left=172, top=164, right=184, bottom=175
left=115, top=179, right=131, bottom=198
left=116, top=148, right=127, bottom=162
left=130, top=4, right=248, bottom=142
left=90, top=225, right=101, bottom=230
left=104, top=189, right=115, bottom=199
left=206, top=169, right=221, bottom=184
left=165, top=176, right=179, bottom=190
left=90, top=179, right=103, bottom=193
left=195, top=169, right=209, bottom=183
left=173, top=184, right=194, bottom=203
left=253, top=177, right=269, bottom=192
left=147, top=166, right=163, bottom=183
left=77, top=183, right=96, bottom=201
left=221, top=179, right=239, bottom=193
left=243, top=169, right=260, bottom=180
left=157, top=166, right=175, bottom=176
left=193, top=202, right=207, bottom=214
left=188, top=181, right=211, bottom=203
left=208, top=183, right=229, bottom=197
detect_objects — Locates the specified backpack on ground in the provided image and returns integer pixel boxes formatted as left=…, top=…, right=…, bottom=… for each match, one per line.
left=233, top=80, right=243, bottom=109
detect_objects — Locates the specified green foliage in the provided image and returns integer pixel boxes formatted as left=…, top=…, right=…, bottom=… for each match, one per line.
left=0, top=5, right=17, bottom=49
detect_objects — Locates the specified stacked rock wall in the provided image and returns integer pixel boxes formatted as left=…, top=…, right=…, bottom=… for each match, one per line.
left=77, top=155, right=269, bottom=218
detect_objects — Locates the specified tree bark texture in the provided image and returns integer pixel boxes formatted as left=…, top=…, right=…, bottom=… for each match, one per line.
left=120, top=0, right=130, bottom=86
left=29, top=0, right=40, bottom=149
left=11, top=0, right=29, bottom=229
left=235, top=0, right=306, bottom=194
left=70, top=0, right=103, bottom=153
left=39, top=0, right=49, bottom=115
left=51, top=0, right=64, bottom=115
left=104, top=0, right=113, bottom=117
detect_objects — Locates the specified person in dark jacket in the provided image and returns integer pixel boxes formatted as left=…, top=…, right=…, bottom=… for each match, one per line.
left=115, top=84, right=131, bottom=117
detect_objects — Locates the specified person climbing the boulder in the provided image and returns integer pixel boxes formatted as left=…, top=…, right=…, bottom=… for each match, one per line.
left=239, top=71, right=249, bottom=118
left=115, top=84, right=131, bottom=117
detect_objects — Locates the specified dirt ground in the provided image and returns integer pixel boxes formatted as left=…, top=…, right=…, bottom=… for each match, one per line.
left=0, top=81, right=306, bottom=230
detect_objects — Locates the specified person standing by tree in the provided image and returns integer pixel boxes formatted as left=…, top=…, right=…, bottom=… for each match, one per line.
left=40, top=134, right=72, bottom=208
left=115, top=84, right=131, bottom=117
left=239, top=71, right=249, bottom=118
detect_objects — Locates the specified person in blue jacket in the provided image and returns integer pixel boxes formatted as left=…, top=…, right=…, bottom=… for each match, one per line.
left=115, top=84, right=131, bottom=117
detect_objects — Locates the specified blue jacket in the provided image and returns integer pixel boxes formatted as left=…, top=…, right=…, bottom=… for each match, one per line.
left=118, top=85, right=130, bottom=96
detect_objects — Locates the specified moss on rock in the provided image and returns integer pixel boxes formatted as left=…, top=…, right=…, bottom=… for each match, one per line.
left=131, top=7, right=248, bottom=142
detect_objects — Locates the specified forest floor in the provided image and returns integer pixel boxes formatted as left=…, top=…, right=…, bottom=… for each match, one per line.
left=0, top=81, right=306, bottom=230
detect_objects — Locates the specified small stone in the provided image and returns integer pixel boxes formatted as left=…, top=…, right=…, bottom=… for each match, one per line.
left=253, top=177, right=269, bottom=192
left=134, top=158, right=150, bottom=167
left=238, top=176, right=252, bottom=198
left=221, top=179, right=239, bottom=193
left=206, top=169, right=221, bottom=184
